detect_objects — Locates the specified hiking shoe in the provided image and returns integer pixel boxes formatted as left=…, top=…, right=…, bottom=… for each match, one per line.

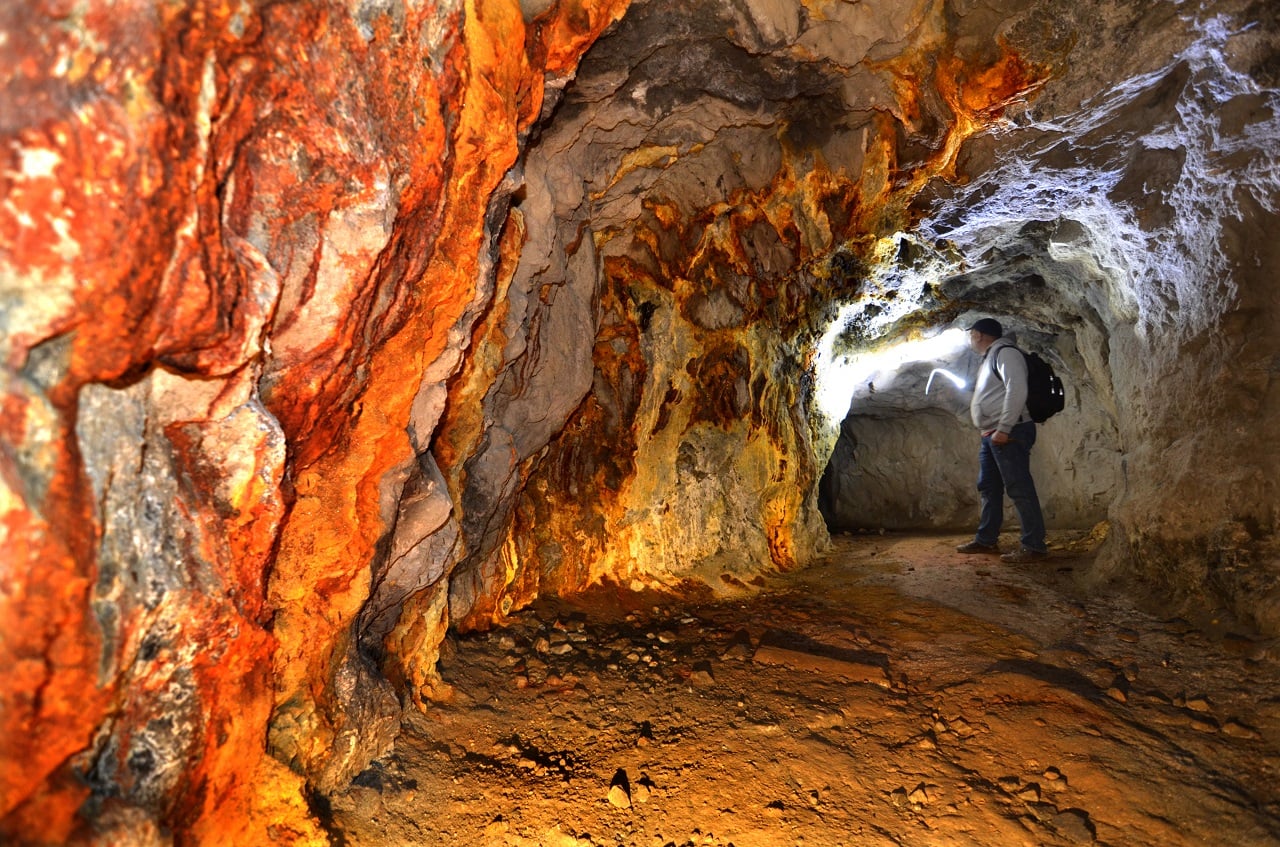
left=956, top=541, right=1000, bottom=554
left=1001, top=546, right=1049, bottom=564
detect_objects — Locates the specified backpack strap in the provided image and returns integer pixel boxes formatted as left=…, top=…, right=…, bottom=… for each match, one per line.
left=988, top=344, right=1033, bottom=424
left=989, top=345, right=1015, bottom=381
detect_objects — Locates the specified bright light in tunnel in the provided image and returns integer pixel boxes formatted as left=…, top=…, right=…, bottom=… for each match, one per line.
left=925, top=368, right=967, bottom=394
left=815, top=324, right=969, bottom=423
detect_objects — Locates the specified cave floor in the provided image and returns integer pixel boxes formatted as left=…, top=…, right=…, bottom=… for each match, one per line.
left=327, top=532, right=1280, bottom=847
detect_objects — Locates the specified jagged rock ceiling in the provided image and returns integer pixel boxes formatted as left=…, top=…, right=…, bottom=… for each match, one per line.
left=1, top=0, right=1277, bottom=843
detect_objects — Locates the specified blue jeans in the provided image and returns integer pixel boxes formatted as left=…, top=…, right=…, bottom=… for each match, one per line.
left=975, top=421, right=1046, bottom=552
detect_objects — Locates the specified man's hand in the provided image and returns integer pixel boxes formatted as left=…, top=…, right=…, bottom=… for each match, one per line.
left=991, top=430, right=1011, bottom=445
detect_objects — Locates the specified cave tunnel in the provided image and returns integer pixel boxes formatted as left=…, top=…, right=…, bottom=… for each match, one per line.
left=3, top=0, right=1280, bottom=844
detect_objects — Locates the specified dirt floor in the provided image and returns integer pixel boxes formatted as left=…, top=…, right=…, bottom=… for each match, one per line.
left=326, top=531, right=1280, bottom=846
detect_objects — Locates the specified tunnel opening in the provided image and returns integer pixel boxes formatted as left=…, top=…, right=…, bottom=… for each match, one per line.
left=810, top=236, right=1126, bottom=541
left=815, top=306, right=1122, bottom=538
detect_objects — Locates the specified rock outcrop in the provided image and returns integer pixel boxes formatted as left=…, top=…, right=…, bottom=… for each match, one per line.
left=1, top=0, right=628, bottom=842
left=2, top=0, right=1277, bottom=843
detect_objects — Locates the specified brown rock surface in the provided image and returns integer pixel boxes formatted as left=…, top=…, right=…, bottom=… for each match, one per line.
left=326, top=533, right=1280, bottom=846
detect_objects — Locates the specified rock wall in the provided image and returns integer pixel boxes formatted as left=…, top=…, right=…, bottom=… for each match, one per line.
left=2, top=0, right=1278, bottom=844
left=920, top=5, right=1280, bottom=634
left=0, top=1, right=629, bottom=842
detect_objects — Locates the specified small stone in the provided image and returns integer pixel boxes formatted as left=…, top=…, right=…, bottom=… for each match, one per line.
left=1186, top=696, right=1212, bottom=713
left=1106, top=686, right=1128, bottom=704
left=1051, top=809, right=1095, bottom=843
left=633, top=780, right=652, bottom=803
left=1223, top=720, right=1261, bottom=739
left=1016, top=784, right=1041, bottom=802
left=890, top=788, right=909, bottom=807
left=908, top=785, right=930, bottom=805
left=1025, top=801, right=1057, bottom=822
left=534, top=637, right=551, bottom=654
left=607, top=784, right=631, bottom=808
left=549, top=642, right=574, bottom=655
left=1249, top=639, right=1280, bottom=662
left=657, top=631, right=677, bottom=644
left=1191, top=717, right=1219, bottom=733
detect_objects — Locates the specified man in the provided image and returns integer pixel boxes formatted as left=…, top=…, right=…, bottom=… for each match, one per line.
left=955, top=318, right=1049, bottom=563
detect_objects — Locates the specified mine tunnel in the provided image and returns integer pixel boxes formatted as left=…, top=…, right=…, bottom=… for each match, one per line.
left=2, top=0, right=1280, bottom=844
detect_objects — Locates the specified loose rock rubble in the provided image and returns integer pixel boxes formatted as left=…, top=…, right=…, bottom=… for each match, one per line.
left=327, top=533, right=1280, bottom=846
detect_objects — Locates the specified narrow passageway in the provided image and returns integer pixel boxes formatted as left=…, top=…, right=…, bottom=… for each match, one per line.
left=327, top=533, right=1280, bottom=846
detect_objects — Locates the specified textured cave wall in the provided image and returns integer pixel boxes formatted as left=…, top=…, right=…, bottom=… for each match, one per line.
left=3, top=0, right=1279, bottom=845
left=0, top=0, right=628, bottom=843
left=944, top=7, right=1280, bottom=638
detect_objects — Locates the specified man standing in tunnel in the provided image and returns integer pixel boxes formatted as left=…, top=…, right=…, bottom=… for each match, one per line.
left=956, top=318, right=1049, bottom=563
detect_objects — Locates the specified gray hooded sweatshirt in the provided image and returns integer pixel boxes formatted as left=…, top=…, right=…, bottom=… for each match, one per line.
left=970, top=338, right=1030, bottom=435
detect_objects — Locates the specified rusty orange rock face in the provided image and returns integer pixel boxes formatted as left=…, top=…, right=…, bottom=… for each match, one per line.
left=1, top=0, right=628, bottom=843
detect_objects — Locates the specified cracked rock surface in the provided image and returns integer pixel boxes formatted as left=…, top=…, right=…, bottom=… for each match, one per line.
left=327, top=532, right=1280, bottom=846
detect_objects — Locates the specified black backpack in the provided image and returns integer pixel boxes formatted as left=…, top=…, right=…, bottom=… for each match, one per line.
left=992, top=345, right=1066, bottom=423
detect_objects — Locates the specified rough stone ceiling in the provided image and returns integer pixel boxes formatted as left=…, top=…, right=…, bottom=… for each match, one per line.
left=530, top=0, right=1279, bottom=348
